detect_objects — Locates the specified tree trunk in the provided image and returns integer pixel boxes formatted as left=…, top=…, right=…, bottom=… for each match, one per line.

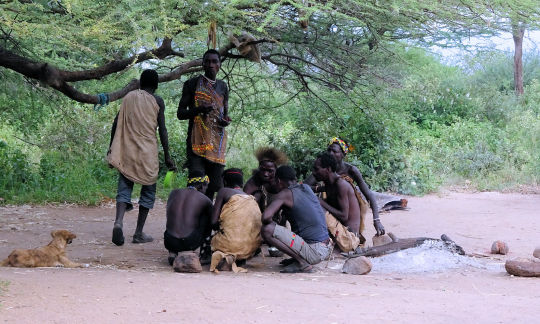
left=350, top=234, right=465, bottom=257
left=512, top=24, right=525, bottom=96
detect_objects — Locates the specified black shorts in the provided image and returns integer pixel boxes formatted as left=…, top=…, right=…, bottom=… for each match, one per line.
left=164, top=230, right=202, bottom=253
left=186, top=147, right=224, bottom=193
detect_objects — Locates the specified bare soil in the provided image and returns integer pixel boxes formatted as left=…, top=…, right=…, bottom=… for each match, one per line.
left=1, top=191, right=539, bottom=323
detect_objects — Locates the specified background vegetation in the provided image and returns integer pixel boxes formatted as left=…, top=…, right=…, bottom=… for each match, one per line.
left=1, top=1, right=539, bottom=205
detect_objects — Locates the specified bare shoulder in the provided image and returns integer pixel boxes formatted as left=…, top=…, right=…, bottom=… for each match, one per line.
left=344, top=162, right=360, bottom=174
left=337, top=177, right=353, bottom=192
left=345, top=162, right=365, bottom=179
left=198, top=191, right=213, bottom=205
left=276, top=187, right=293, bottom=201
left=217, top=187, right=240, bottom=201
left=167, top=188, right=184, bottom=200
left=243, top=177, right=258, bottom=192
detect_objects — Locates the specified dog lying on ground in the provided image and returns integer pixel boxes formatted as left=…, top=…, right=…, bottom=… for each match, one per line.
left=1, top=229, right=84, bottom=268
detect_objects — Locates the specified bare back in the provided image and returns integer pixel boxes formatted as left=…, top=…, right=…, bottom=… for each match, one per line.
left=326, top=178, right=361, bottom=232
left=211, top=187, right=245, bottom=228
left=166, top=188, right=213, bottom=238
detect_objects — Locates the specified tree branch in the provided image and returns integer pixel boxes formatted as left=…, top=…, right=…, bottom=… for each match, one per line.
left=0, top=38, right=274, bottom=104
left=61, top=38, right=182, bottom=82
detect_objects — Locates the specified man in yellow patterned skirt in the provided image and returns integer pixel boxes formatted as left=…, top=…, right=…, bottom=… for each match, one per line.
left=177, top=49, right=231, bottom=200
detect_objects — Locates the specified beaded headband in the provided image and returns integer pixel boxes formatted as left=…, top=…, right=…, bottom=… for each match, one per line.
left=329, top=137, right=349, bottom=155
left=187, top=175, right=209, bottom=185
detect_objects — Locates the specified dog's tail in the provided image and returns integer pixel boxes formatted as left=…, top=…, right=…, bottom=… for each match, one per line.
left=0, top=258, right=10, bottom=267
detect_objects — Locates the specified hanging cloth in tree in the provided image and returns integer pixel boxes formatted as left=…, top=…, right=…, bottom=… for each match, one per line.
left=191, top=76, right=227, bottom=165
left=207, top=21, right=217, bottom=49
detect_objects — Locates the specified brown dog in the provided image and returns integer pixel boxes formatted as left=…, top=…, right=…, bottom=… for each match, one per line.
left=1, top=229, right=83, bottom=268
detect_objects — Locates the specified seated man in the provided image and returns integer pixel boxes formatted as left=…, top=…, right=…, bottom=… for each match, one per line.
left=210, top=168, right=262, bottom=271
left=261, top=165, right=332, bottom=273
left=312, top=152, right=366, bottom=253
left=164, top=171, right=213, bottom=266
left=305, top=137, right=385, bottom=237
left=244, top=147, right=288, bottom=213
left=244, top=147, right=288, bottom=256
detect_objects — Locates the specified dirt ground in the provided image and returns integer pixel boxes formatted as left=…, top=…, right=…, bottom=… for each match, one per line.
left=1, top=191, right=539, bottom=323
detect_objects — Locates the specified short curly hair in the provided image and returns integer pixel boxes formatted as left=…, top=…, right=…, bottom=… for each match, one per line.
left=254, top=147, right=288, bottom=166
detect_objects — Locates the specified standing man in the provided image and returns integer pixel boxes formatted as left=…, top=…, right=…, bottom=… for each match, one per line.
left=261, top=165, right=332, bottom=273
left=107, top=69, right=176, bottom=246
left=177, top=49, right=231, bottom=199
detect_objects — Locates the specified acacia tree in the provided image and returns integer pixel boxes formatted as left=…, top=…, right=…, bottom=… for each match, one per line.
left=1, top=0, right=512, bottom=108
left=479, top=2, right=540, bottom=96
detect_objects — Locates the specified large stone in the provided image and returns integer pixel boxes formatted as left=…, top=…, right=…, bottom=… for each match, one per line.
left=505, top=259, right=540, bottom=277
left=342, top=256, right=372, bottom=275
left=372, top=234, right=393, bottom=247
left=173, top=251, right=202, bottom=273
left=491, top=241, right=509, bottom=255
left=534, top=247, right=540, bottom=259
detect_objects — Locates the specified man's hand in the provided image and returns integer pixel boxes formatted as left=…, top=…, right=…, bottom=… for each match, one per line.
left=373, top=218, right=385, bottom=236
left=218, top=115, right=231, bottom=127
left=196, top=105, right=213, bottom=115
left=165, top=157, right=177, bottom=171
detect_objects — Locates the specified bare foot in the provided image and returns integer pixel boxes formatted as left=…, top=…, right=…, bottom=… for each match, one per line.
left=132, top=232, right=153, bottom=244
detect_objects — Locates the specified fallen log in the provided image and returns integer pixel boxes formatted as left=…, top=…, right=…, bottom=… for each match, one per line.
left=371, top=191, right=408, bottom=211
left=349, top=233, right=465, bottom=258
left=505, top=259, right=540, bottom=277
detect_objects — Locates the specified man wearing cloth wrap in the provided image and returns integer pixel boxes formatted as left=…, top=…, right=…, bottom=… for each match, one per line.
left=177, top=49, right=231, bottom=199
left=210, top=169, right=262, bottom=272
left=107, top=69, right=175, bottom=246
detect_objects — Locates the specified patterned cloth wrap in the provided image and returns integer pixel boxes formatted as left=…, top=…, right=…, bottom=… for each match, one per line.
left=191, top=76, right=227, bottom=165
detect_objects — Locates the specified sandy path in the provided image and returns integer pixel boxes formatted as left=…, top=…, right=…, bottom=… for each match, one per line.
left=1, top=191, right=539, bottom=323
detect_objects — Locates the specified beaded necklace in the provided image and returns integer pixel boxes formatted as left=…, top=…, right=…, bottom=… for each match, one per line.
left=202, top=74, right=216, bottom=85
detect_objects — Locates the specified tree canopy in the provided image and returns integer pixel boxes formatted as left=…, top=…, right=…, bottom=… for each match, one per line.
left=3, top=0, right=537, bottom=106
left=2, top=1, right=540, bottom=203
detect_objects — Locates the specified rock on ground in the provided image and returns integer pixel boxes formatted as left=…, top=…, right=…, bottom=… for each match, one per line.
left=533, top=247, right=540, bottom=259
left=505, top=259, right=540, bottom=277
left=491, top=241, right=509, bottom=255
left=173, top=251, right=202, bottom=273
left=372, top=234, right=393, bottom=247
left=342, top=256, right=372, bottom=275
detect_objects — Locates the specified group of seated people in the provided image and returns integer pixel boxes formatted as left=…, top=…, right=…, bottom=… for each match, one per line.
left=164, top=137, right=386, bottom=273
